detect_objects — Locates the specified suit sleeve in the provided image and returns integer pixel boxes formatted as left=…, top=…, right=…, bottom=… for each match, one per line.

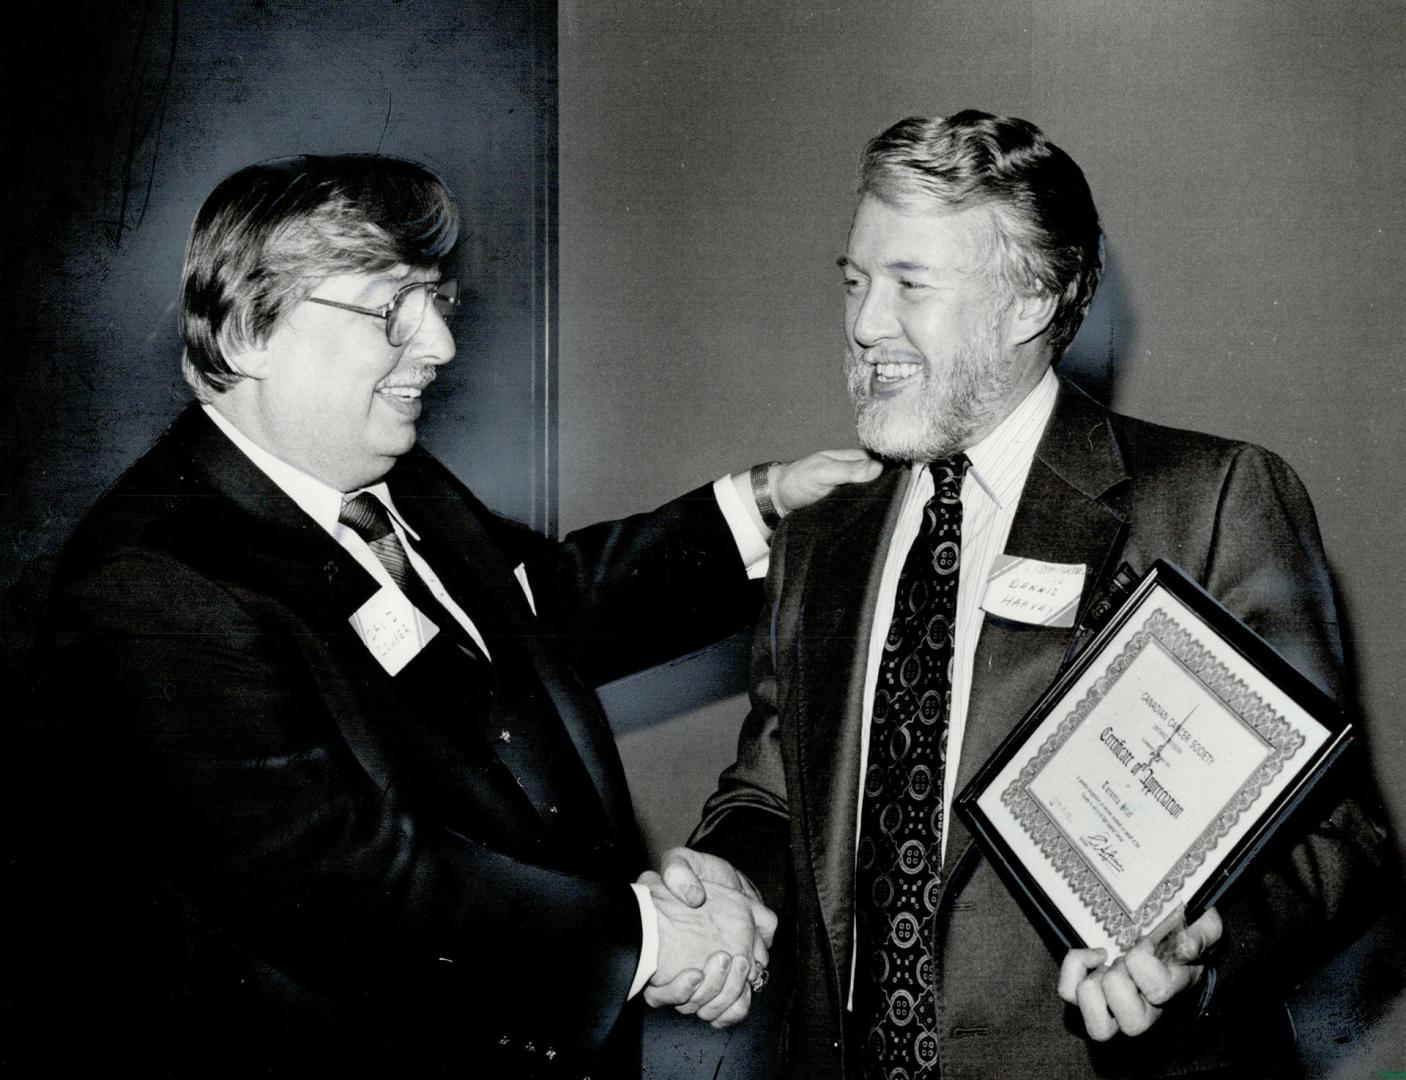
left=486, top=483, right=763, bottom=686
left=33, top=546, right=641, bottom=1070
left=687, top=516, right=796, bottom=912
left=1198, top=445, right=1387, bottom=1004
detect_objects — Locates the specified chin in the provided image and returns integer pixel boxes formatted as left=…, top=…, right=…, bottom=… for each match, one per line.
left=370, top=420, right=419, bottom=458
left=854, top=398, right=964, bottom=463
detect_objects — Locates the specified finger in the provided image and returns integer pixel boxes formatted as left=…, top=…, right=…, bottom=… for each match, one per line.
left=1058, top=947, right=1107, bottom=1003
left=806, top=454, right=880, bottom=484
left=1180, top=907, right=1223, bottom=961
left=710, top=984, right=753, bottom=1029
left=833, top=454, right=883, bottom=479
left=676, top=951, right=732, bottom=1016
left=817, top=448, right=873, bottom=461
left=636, top=869, right=662, bottom=889
left=660, top=848, right=707, bottom=907
left=1101, top=959, right=1160, bottom=1037
left=751, top=935, right=770, bottom=973
left=1074, top=969, right=1118, bottom=1042
left=643, top=968, right=703, bottom=1009
left=696, top=954, right=751, bottom=1023
left=750, top=899, right=779, bottom=948
left=1123, top=938, right=1182, bottom=1007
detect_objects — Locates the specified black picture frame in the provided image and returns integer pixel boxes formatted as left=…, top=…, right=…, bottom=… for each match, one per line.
left=956, top=560, right=1353, bottom=957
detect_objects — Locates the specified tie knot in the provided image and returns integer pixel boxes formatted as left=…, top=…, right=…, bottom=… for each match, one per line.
left=931, top=452, right=969, bottom=499
left=339, top=492, right=394, bottom=544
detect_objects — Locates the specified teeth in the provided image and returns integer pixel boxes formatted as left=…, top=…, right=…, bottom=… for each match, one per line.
left=874, top=362, right=921, bottom=381
left=376, top=368, right=436, bottom=399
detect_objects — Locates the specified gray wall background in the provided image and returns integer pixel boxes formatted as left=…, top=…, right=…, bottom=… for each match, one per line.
left=558, top=2, right=1405, bottom=1070
left=558, top=0, right=1404, bottom=864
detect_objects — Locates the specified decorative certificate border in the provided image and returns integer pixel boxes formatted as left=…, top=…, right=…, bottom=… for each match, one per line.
left=997, top=607, right=1307, bottom=949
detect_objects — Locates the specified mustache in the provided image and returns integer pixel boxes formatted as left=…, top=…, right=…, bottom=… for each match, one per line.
left=375, top=367, right=438, bottom=391
left=851, top=347, right=927, bottom=367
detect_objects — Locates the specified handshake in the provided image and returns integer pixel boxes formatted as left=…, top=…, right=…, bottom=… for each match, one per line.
left=638, top=847, right=779, bottom=1029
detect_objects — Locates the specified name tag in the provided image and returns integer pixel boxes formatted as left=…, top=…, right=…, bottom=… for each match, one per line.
left=982, top=554, right=1085, bottom=628
left=348, top=585, right=440, bottom=675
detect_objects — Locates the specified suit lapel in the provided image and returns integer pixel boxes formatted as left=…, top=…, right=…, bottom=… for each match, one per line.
left=386, top=450, right=637, bottom=852
left=793, top=466, right=912, bottom=995
left=174, top=410, right=551, bottom=852
left=945, top=381, right=1131, bottom=864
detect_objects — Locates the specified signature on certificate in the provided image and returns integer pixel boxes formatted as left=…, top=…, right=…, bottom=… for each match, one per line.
left=1080, top=833, right=1125, bottom=873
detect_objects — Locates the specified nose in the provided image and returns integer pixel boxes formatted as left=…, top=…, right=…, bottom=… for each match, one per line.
left=849, top=281, right=899, bottom=349
left=409, top=301, right=456, bottom=366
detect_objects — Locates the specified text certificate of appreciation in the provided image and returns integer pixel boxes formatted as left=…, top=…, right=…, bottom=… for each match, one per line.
left=959, top=561, right=1349, bottom=959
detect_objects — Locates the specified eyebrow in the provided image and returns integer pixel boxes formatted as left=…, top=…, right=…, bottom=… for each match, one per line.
left=354, top=273, right=403, bottom=303
left=354, top=267, right=439, bottom=303
left=835, top=255, right=936, bottom=274
left=886, top=260, right=934, bottom=273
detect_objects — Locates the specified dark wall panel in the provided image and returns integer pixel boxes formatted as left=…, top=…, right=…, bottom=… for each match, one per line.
left=2, top=0, right=556, bottom=671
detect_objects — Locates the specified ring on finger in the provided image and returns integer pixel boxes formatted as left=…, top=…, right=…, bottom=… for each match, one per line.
left=748, top=963, right=769, bottom=993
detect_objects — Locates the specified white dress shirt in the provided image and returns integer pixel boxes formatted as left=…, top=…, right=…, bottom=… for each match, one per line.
left=846, top=367, right=1058, bottom=1003
left=202, top=403, right=770, bottom=1000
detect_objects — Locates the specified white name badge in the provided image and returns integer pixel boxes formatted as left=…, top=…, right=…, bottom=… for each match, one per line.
left=982, top=554, right=1086, bottom=628
left=348, top=585, right=440, bottom=676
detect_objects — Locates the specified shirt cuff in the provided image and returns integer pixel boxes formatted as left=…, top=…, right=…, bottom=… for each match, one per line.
left=628, top=882, right=659, bottom=999
left=712, top=475, right=771, bottom=580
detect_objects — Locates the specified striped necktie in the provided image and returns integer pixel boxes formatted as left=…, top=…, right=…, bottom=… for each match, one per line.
left=339, top=492, right=417, bottom=591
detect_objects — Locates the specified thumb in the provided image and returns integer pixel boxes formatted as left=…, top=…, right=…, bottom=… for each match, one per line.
left=836, top=455, right=882, bottom=482
left=661, top=850, right=707, bottom=907
left=1179, top=907, right=1223, bottom=962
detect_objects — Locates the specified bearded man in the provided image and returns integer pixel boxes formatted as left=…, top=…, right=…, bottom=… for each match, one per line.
left=667, top=110, right=1384, bottom=1078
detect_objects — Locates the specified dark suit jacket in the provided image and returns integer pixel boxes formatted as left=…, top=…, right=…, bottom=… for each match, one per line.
left=693, top=380, right=1385, bottom=1079
left=17, top=405, right=758, bottom=1078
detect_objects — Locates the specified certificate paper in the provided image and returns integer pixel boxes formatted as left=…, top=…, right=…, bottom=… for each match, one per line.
left=958, top=561, right=1349, bottom=958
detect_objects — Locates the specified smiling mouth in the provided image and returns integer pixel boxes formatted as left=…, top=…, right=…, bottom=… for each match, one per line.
left=375, top=368, right=436, bottom=403
left=874, top=360, right=922, bottom=383
left=864, top=354, right=924, bottom=399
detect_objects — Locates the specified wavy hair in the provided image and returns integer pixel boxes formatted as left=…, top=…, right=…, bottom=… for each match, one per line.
left=860, top=110, right=1102, bottom=360
left=180, top=154, right=459, bottom=397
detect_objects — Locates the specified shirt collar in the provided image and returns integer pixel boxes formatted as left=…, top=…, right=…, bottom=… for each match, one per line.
left=963, top=366, right=1059, bottom=510
left=201, top=403, right=419, bottom=541
left=899, top=366, right=1058, bottom=507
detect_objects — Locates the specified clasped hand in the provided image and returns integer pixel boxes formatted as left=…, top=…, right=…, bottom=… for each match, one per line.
left=1058, top=906, right=1223, bottom=1040
left=639, top=847, right=778, bottom=1028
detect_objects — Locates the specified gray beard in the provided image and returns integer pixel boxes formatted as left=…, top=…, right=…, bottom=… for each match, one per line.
left=845, top=328, right=1012, bottom=463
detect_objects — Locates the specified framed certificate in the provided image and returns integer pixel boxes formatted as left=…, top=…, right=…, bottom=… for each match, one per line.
left=955, top=560, right=1352, bottom=958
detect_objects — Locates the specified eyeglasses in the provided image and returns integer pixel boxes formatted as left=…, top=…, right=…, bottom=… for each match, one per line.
left=305, top=279, right=459, bottom=346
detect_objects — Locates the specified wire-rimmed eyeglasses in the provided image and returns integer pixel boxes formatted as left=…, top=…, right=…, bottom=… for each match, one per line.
left=305, top=279, right=458, bottom=346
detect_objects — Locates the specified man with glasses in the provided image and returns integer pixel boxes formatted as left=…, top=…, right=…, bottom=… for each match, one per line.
left=27, top=155, right=876, bottom=1076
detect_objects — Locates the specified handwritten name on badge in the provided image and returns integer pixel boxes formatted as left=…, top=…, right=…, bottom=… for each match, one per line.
left=982, top=554, right=1086, bottom=628
left=348, top=585, right=439, bottom=676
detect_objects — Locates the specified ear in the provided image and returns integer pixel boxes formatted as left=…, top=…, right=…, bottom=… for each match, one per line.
left=1005, top=289, right=1058, bottom=348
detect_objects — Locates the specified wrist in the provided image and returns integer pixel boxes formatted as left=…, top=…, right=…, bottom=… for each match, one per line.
left=629, top=882, right=659, bottom=998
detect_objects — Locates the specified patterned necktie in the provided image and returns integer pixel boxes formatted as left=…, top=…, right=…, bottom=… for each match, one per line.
left=854, top=453, right=968, bottom=1080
